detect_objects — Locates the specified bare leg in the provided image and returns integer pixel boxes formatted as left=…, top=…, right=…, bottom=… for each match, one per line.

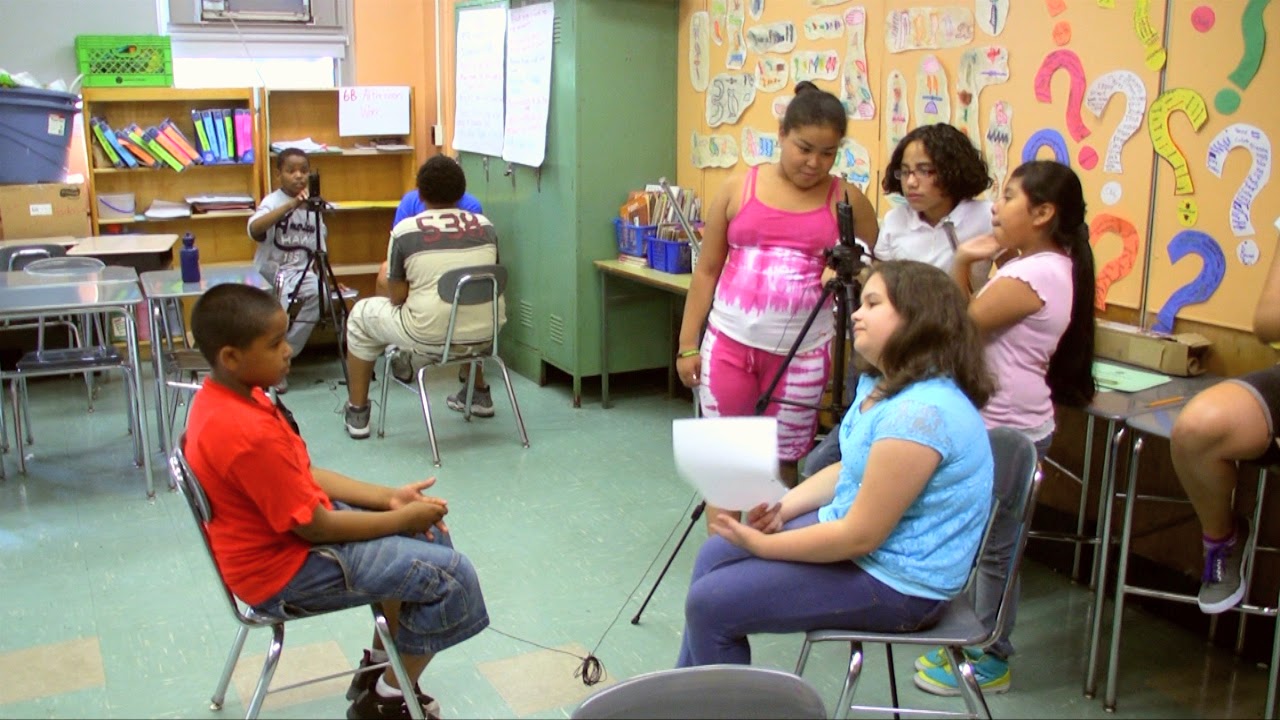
left=376, top=601, right=434, bottom=690
left=458, top=364, right=488, bottom=389
left=1170, top=382, right=1271, bottom=538
left=347, top=353, right=377, bottom=407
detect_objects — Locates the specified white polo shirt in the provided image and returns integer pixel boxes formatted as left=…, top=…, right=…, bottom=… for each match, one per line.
left=875, top=198, right=993, bottom=272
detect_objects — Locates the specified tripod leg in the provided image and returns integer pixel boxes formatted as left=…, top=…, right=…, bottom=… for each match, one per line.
left=632, top=501, right=706, bottom=625
left=755, top=282, right=838, bottom=416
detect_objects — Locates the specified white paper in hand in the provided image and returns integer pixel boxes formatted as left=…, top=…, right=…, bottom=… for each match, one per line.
left=672, top=417, right=788, bottom=511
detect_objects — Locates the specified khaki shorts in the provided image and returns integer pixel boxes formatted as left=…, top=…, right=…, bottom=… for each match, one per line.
left=346, top=297, right=491, bottom=363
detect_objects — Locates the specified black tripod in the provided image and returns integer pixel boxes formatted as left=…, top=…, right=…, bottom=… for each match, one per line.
left=282, top=191, right=352, bottom=386
left=630, top=194, right=866, bottom=625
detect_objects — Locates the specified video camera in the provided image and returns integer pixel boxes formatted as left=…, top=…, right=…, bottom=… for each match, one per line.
left=824, top=192, right=867, bottom=283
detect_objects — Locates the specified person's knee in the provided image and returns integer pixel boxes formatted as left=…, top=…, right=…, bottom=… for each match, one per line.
left=1172, top=395, right=1237, bottom=456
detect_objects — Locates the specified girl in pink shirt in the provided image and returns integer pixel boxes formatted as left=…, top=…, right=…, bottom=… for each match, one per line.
left=677, top=81, right=878, bottom=528
left=916, top=160, right=1097, bottom=697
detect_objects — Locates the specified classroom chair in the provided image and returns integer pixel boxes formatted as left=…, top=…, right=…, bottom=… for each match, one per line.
left=794, top=427, right=1043, bottom=720
left=168, top=438, right=427, bottom=720
left=571, top=664, right=827, bottom=719
left=375, top=264, right=529, bottom=466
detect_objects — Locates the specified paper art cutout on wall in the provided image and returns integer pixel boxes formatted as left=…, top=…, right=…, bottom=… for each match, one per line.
left=692, top=131, right=740, bottom=169
left=712, top=0, right=727, bottom=45
left=1214, top=0, right=1269, bottom=115
left=1205, top=123, right=1272, bottom=238
left=1153, top=230, right=1226, bottom=333
left=914, top=55, right=952, bottom=126
left=690, top=12, right=711, bottom=92
left=976, top=0, right=1009, bottom=35
left=1084, top=70, right=1146, bottom=174
left=755, top=55, right=790, bottom=93
left=750, top=0, right=765, bottom=21
left=1023, top=128, right=1070, bottom=165
left=772, top=94, right=793, bottom=121
left=1101, top=180, right=1123, bottom=205
left=742, top=126, right=782, bottom=165
left=1147, top=87, right=1209, bottom=195
left=745, top=21, right=797, bottom=54
left=1133, top=0, right=1168, bottom=70
left=832, top=137, right=873, bottom=191
left=1090, top=213, right=1140, bottom=311
left=1238, top=239, right=1260, bottom=266
left=955, top=45, right=1009, bottom=146
left=803, top=13, right=845, bottom=40
left=707, top=72, right=759, bottom=127
left=1034, top=49, right=1091, bottom=142
left=726, top=0, right=747, bottom=69
left=885, top=6, right=976, bottom=53
left=841, top=6, right=876, bottom=120
left=985, top=100, right=1013, bottom=196
left=886, top=69, right=910, bottom=148
left=809, top=0, right=853, bottom=6
left=792, top=50, right=842, bottom=82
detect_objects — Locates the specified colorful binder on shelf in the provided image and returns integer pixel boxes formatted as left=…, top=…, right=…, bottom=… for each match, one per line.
left=191, top=109, right=216, bottom=163
left=141, top=127, right=185, bottom=171
left=116, top=133, right=159, bottom=168
left=160, top=119, right=202, bottom=165
left=233, top=108, right=254, bottom=163
left=149, top=127, right=194, bottom=168
left=220, top=110, right=235, bottom=160
left=201, top=110, right=226, bottom=161
left=89, top=117, right=124, bottom=168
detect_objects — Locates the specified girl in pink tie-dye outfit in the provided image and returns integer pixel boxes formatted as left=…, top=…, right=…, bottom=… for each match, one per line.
left=677, top=82, right=879, bottom=528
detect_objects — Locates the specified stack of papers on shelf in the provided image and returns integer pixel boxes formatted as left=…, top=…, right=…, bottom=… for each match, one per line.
left=185, top=194, right=255, bottom=213
left=270, top=137, right=337, bottom=153
left=144, top=199, right=192, bottom=220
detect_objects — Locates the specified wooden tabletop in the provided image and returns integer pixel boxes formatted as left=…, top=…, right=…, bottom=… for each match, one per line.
left=595, top=259, right=692, bottom=295
left=68, top=234, right=180, bottom=255
left=0, top=236, right=78, bottom=250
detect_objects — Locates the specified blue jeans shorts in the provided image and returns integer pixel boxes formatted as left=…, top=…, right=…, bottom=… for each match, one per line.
left=252, top=503, right=489, bottom=656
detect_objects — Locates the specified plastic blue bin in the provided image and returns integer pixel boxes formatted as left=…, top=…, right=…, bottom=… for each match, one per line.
left=0, top=87, right=81, bottom=184
left=613, top=218, right=656, bottom=257
left=647, top=237, right=692, bottom=274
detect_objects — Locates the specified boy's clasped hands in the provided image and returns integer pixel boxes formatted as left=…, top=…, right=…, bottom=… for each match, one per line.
left=389, top=477, right=450, bottom=540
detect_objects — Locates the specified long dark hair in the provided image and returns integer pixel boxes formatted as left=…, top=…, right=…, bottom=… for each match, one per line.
left=1009, top=161, right=1097, bottom=407
left=859, top=260, right=993, bottom=408
left=782, top=80, right=847, bottom=137
left=881, top=123, right=991, bottom=201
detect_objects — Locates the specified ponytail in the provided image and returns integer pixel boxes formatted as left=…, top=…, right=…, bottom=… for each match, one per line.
left=1011, top=161, right=1097, bottom=408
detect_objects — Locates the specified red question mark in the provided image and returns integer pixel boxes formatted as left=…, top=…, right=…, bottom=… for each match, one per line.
left=1035, top=49, right=1095, bottom=167
left=1089, top=213, right=1139, bottom=311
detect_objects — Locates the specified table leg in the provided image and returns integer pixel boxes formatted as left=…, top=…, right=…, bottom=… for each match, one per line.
left=124, top=308, right=155, bottom=499
left=1084, top=420, right=1121, bottom=698
left=1104, top=434, right=1145, bottom=711
left=1075, top=415, right=1096, bottom=583
left=150, top=298, right=169, bottom=456
left=600, top=271, right=611, bottom=410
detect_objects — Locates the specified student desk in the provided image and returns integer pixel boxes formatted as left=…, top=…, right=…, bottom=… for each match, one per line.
left=1101, top=401, right=1280, bottom=718
left=0, top=236, right=79, bottom=252
left=1078, top=371, right=1220, bottom=698
left=0, top=272, right=153, bottom=495
left=140, top=265, right=272, bottom=455
left=595, top=260, right=691, bottom=409
left=69, top=234, right=179, bottom=273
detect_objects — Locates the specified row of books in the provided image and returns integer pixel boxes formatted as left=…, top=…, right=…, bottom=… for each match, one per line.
left=90, top=109, right=255, bottom=171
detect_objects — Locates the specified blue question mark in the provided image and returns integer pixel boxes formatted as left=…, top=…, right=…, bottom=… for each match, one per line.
left=1153, top=230, right=1225, bottom=334
left=1022, top=128, right=1071, bottom=166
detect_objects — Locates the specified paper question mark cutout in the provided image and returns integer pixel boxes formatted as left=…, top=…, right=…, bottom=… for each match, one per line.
left=1153, top=230, right=1226, bottom=334
left=1084, top=70, right=1147, bottom=174
left=1205, top=123, right=1273, bottom=237
left=1215, top=0, right=1269, bottom=114
left=1090, top=213, right=1140, bottom=311
left=1034, top=49, right=1091, bottom=143
left=1147, top=88, right=1209, bottom=195
left=1022, top=128, right=1071, bottom=165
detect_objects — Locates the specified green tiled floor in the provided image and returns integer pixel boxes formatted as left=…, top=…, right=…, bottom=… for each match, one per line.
left=0, top=354, right=1274, bottom=718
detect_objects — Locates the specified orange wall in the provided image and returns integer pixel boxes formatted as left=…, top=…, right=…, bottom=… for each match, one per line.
left=352, top=0, right=441, bottom=165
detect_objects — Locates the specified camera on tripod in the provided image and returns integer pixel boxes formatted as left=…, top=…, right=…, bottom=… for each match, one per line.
left=823, top=192, right=867, bottom=285
left=308, top=170, right=322, bottom=200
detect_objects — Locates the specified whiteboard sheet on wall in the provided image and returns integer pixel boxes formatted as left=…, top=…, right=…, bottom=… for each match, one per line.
left=453, top=3, right=508, bottom=156
left=338, top=86, right=411, bottom=137
left=502, top=1, right=554, bottom=167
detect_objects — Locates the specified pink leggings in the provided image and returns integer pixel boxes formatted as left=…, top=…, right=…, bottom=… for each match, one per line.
left=698, top=324, right=832, bottom=462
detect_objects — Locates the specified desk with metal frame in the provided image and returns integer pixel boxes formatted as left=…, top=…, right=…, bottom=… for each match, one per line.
left=0, top=276, right=153, bottom=495
left=1101, top=403, right=1280, bottom=717
left=140, top=265, right=272, bottom=455
left=595, top=260, right=691, bottom=409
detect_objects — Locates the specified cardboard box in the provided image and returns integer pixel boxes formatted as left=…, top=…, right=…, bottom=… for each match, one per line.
left=0, top=183, right=91, bottom=240
left=1094, top=319, right=1212, bottom=377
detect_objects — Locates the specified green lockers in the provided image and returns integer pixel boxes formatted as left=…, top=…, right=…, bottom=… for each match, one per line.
left=458, top=0, right=678, bottom=406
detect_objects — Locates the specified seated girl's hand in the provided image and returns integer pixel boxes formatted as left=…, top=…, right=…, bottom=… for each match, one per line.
left=955, top=234, right=1002, bottom=264
left=745, top=502, right=783, bottom=534
left=711, top=513, right=765, bottom=553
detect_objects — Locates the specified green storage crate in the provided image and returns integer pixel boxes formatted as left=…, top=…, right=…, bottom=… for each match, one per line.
left=76, top=35, right=174, bottom=88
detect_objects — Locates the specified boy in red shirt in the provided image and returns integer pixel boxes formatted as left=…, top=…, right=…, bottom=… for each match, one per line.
left=185, top=284, right=488, bottom=720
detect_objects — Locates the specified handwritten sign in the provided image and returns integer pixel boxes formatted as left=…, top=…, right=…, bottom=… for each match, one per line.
left=453, top=4, right=507, bottom=157
left=503, top=2, right=554, bottom=167
left=338, top=86, right=410, bottom=137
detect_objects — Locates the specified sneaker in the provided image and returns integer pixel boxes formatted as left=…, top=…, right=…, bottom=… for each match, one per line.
left=345, top=403, right=371, bottom=439
left=388, top=348, right=415, bottom=385
left=914, top=646, right=984, bottom=672
left=445, top=385, right=494, bottom=418
left=914, top=651, right=1011, bottom=696
left=346, top=650, right=379, bottom=701
left=347, top=688, right=442, bottom=720
left=1198, top=516, right=1250, bottom=614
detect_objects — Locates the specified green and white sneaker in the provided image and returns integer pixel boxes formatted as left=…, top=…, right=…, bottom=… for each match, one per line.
left=914, top=646, right=984, bottom=672
left=914, top=651, right=1011, bottom=696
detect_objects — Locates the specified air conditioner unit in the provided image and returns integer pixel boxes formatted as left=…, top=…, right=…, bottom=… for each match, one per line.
left=200, top=0, right=312, bottom=23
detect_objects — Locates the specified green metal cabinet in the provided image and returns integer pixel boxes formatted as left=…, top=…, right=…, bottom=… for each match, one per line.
left=458, top=0, right=678, bottom=406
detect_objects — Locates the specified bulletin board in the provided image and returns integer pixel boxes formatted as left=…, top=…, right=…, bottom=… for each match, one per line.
left=675, top=0, right=1278, bottom=332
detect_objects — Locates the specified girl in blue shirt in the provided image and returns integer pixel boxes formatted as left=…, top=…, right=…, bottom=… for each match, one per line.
left=677, top=260, right=995, bottom=667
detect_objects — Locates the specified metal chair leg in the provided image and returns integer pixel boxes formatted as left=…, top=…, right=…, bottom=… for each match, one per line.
left=19, top=378, right=33, bottom=445
left=493, top=358, right=530, bottom=449
left=416, top=367, right=442, bottom=467
left=833, top=641, right=864, bottom=720
left=794, top=638, right=813, bottom=675
left=372, top=605, right=425, bottom=720
left=211, top=624, right=251, bottom=710
left=245, top=623, right=285, bottom=720
left=377, top=352, right=393, bottom=438
left=947, top=646, right=991, bottom=719
left=885, top=645, right=900, bottom=720
left=13, top=378, right=27, bottom=475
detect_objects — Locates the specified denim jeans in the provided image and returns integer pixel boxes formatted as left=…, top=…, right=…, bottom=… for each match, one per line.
left=252, top=503, right=489, bottom=656
left=676, top=511, right=948, bottom=667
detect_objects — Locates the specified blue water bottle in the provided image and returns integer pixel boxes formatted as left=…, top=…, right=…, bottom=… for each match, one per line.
left=179, top=232, right=201, bottom=283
